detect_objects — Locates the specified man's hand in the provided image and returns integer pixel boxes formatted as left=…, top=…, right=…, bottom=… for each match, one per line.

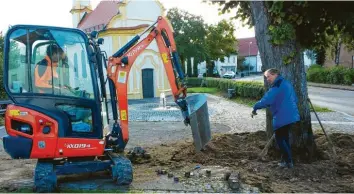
left=251, top=110, right=257, bottom=118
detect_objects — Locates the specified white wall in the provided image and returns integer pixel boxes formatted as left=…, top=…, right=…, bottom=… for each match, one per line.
left=112, top=0, right=161, bottom=28
left=126, top=0, right=161, bottom=22
left=256, top=52, right=262, bottom=72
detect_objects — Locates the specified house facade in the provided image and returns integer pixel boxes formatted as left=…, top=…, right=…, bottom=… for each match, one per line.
left=237, top=37, right=262, bottom=73
left=237, top=37, right=314, bottom=73
left=196, top=36, right=315, bottom=76
left=214, top=55, right=237, bottom=77
left=324, top=45, right=354, bottom=68
left=71, top=0, right=172, bottom=99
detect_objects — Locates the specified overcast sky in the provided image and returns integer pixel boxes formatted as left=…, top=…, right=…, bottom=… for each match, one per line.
left=0, top=0, right=254, bottom=38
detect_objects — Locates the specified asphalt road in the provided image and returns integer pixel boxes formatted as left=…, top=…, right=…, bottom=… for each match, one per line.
left=235, top=75, right=354, bottom=116
left=308, top=86, right=354, bottom=116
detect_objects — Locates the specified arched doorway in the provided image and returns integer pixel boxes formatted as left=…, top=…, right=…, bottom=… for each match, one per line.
left=142, top=68, right=154, bottom=98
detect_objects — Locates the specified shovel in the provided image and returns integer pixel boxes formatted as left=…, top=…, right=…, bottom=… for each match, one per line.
left=186, top=94, right=211, bottom=152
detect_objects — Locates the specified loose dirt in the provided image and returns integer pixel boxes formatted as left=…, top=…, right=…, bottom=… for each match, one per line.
left=2, top=129, right=353, bottom=193
left=135, top=130, right=354, bottom=193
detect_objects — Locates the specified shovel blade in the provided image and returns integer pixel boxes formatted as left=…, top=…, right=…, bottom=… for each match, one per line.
left=186, top=94, right=211, bottom=151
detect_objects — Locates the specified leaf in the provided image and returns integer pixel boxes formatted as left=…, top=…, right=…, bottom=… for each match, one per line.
left=296, top=17, right=303, bottom=25
left=268, top=25, right=275, bottom=31
left=276, top=17, right=282, bottom=24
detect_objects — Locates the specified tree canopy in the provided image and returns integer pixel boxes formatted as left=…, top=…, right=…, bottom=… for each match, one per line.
left=167, top=8, right=208, bottom=63
left=214, top=1, right=354, bottom=51
left=167, top=7, right=237, bottom=76
left=206, top=19, right=237, bottom=61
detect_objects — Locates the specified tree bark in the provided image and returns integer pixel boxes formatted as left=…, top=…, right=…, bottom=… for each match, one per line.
left=250, top=1, right=316, bottom=161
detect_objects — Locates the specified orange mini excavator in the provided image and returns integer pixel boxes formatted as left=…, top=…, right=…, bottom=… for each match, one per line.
left=1, top=16, right=211, bottom=192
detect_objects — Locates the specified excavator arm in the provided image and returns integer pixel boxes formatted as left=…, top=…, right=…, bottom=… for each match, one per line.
left=106, top=16, right=190, bottom=147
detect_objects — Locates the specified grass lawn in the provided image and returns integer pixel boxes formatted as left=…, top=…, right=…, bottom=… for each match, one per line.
left=188, top=87, right=332, bottom=113
left=187, top=87, right=220, bottom=95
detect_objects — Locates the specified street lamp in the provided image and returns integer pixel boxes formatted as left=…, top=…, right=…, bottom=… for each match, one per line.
left=248, top=41, right=252, bottom=76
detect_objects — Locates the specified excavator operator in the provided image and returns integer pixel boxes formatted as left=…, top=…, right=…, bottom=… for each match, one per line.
left=34, top=44, right=67, bottom=93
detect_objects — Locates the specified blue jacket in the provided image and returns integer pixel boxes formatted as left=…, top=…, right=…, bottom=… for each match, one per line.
left=253, top=75, right=300, bottom=130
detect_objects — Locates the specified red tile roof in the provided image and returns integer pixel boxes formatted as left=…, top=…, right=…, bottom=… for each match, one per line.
left=78, top=0, right=121, bottom=33
left=237, top=37, right=258, bottom=57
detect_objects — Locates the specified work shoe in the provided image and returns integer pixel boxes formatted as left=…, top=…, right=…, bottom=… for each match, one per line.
left=287, top=162, right=294, bottom=169
left=277, top=161, right=287, bottom=168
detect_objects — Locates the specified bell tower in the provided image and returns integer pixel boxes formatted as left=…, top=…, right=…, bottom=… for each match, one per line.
left=70, top=0, right=92, bottom=28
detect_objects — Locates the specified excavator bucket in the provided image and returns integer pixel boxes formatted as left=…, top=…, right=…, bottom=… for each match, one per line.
left=186, top=94, right=211, bottom=151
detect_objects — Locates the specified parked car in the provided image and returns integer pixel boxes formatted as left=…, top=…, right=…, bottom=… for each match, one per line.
left=222, top=71, right=235, bottom=79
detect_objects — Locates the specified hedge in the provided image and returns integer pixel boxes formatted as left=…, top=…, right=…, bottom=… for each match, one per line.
left=187, top=77, right=265, bottom=99
left=307, top=65, right=354, bottom=85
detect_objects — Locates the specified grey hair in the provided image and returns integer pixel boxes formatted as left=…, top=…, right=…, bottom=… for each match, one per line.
left=265, top=68, right=280, bottom=75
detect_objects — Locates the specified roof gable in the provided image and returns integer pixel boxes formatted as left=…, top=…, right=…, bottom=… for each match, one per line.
left=237, top=37, right=258, bottom=57
left=78, top=0, right=121, bottom=33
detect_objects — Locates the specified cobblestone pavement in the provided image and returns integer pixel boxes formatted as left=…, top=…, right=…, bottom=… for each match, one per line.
left=122, top=94, right=354, bottom=136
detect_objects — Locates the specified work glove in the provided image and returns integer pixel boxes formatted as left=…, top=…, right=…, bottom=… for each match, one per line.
left=251, top=110, right=257, bottom=118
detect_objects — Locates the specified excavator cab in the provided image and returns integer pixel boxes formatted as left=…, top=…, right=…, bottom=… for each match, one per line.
left=3, top=26, right=104, bottom=141
left=2, top=17, right=211, bottom=192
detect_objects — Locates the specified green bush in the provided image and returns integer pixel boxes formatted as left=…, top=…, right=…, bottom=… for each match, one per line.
left=187, top=77, right=265, bottom=99
left=307, top=65, right=354, bottom=85
left=308, top=64, right=323, bottom=70
left=186, top=77, right=203, bottom=87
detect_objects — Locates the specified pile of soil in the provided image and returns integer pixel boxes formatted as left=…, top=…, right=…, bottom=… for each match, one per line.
left=0, top=130, right=353, bottom=193
left=138, top=131, right=354, bottom=193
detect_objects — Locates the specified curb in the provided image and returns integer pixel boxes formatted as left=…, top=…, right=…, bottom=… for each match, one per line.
left=307, top=82, right=354, bottom=91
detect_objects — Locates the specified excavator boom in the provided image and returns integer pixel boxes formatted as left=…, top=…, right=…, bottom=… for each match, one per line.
left=106, top=16, right=211, bottom=151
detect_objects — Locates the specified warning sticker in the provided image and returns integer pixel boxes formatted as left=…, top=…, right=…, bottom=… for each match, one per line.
left=161, top=53, right=168, bottom=63
left=118, top=71, right=127, bottom=83
left=121, top=110, right=127, bottom=121
left=9, top=110, right=20, bottom=116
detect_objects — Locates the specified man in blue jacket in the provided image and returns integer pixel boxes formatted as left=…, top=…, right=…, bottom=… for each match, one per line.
left=252, top=68, right=300, bottom=168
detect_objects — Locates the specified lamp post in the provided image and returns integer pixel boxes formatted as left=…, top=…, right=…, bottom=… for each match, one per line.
left=248, top=41, right=252, bottom=76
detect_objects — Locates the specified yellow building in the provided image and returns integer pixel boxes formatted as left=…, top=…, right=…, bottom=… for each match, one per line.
left=70, top=0, right=172, bottom=99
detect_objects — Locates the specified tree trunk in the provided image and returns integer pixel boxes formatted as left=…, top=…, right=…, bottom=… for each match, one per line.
left=334, top=39, right=342, bottom=66
left=187, top=57, right=192, bottom=77
left=180, top=56, right=186, bottom=74
left=250, top=1, right=316, bottom=161
left=316, top=48, right=326, bottom=66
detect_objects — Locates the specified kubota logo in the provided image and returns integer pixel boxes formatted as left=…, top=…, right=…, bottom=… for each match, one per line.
left=127, top=44, right=146, bottom=57
left=65, top=144, right=91, bottom=149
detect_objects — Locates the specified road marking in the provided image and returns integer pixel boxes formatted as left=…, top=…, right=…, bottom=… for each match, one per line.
left=335, top=111, right=354, bottom=121
left=311, top=121, right=354, bottom=125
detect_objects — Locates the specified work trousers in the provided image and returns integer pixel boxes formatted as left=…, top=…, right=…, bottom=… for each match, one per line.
left=275, top=123, right=293, bottom=163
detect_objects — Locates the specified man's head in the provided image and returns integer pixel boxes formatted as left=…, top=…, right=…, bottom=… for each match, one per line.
left=46, top=44, right=64, bottom=63
left=264, top=68, right=280, bottom=84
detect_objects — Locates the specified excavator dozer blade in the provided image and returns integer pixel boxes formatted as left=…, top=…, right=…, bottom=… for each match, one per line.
left=186, top=94, right=211, bottom=151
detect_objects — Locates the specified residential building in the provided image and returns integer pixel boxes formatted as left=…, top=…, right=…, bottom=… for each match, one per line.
left=237, top=37, right=262, bottom=73
left=324, top=45, right=354, bottom=68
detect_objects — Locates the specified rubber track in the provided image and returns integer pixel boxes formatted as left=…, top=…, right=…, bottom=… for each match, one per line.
left=111, top=155, right=133, bottom=185
left=34, top=161, right=57, bottom=192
